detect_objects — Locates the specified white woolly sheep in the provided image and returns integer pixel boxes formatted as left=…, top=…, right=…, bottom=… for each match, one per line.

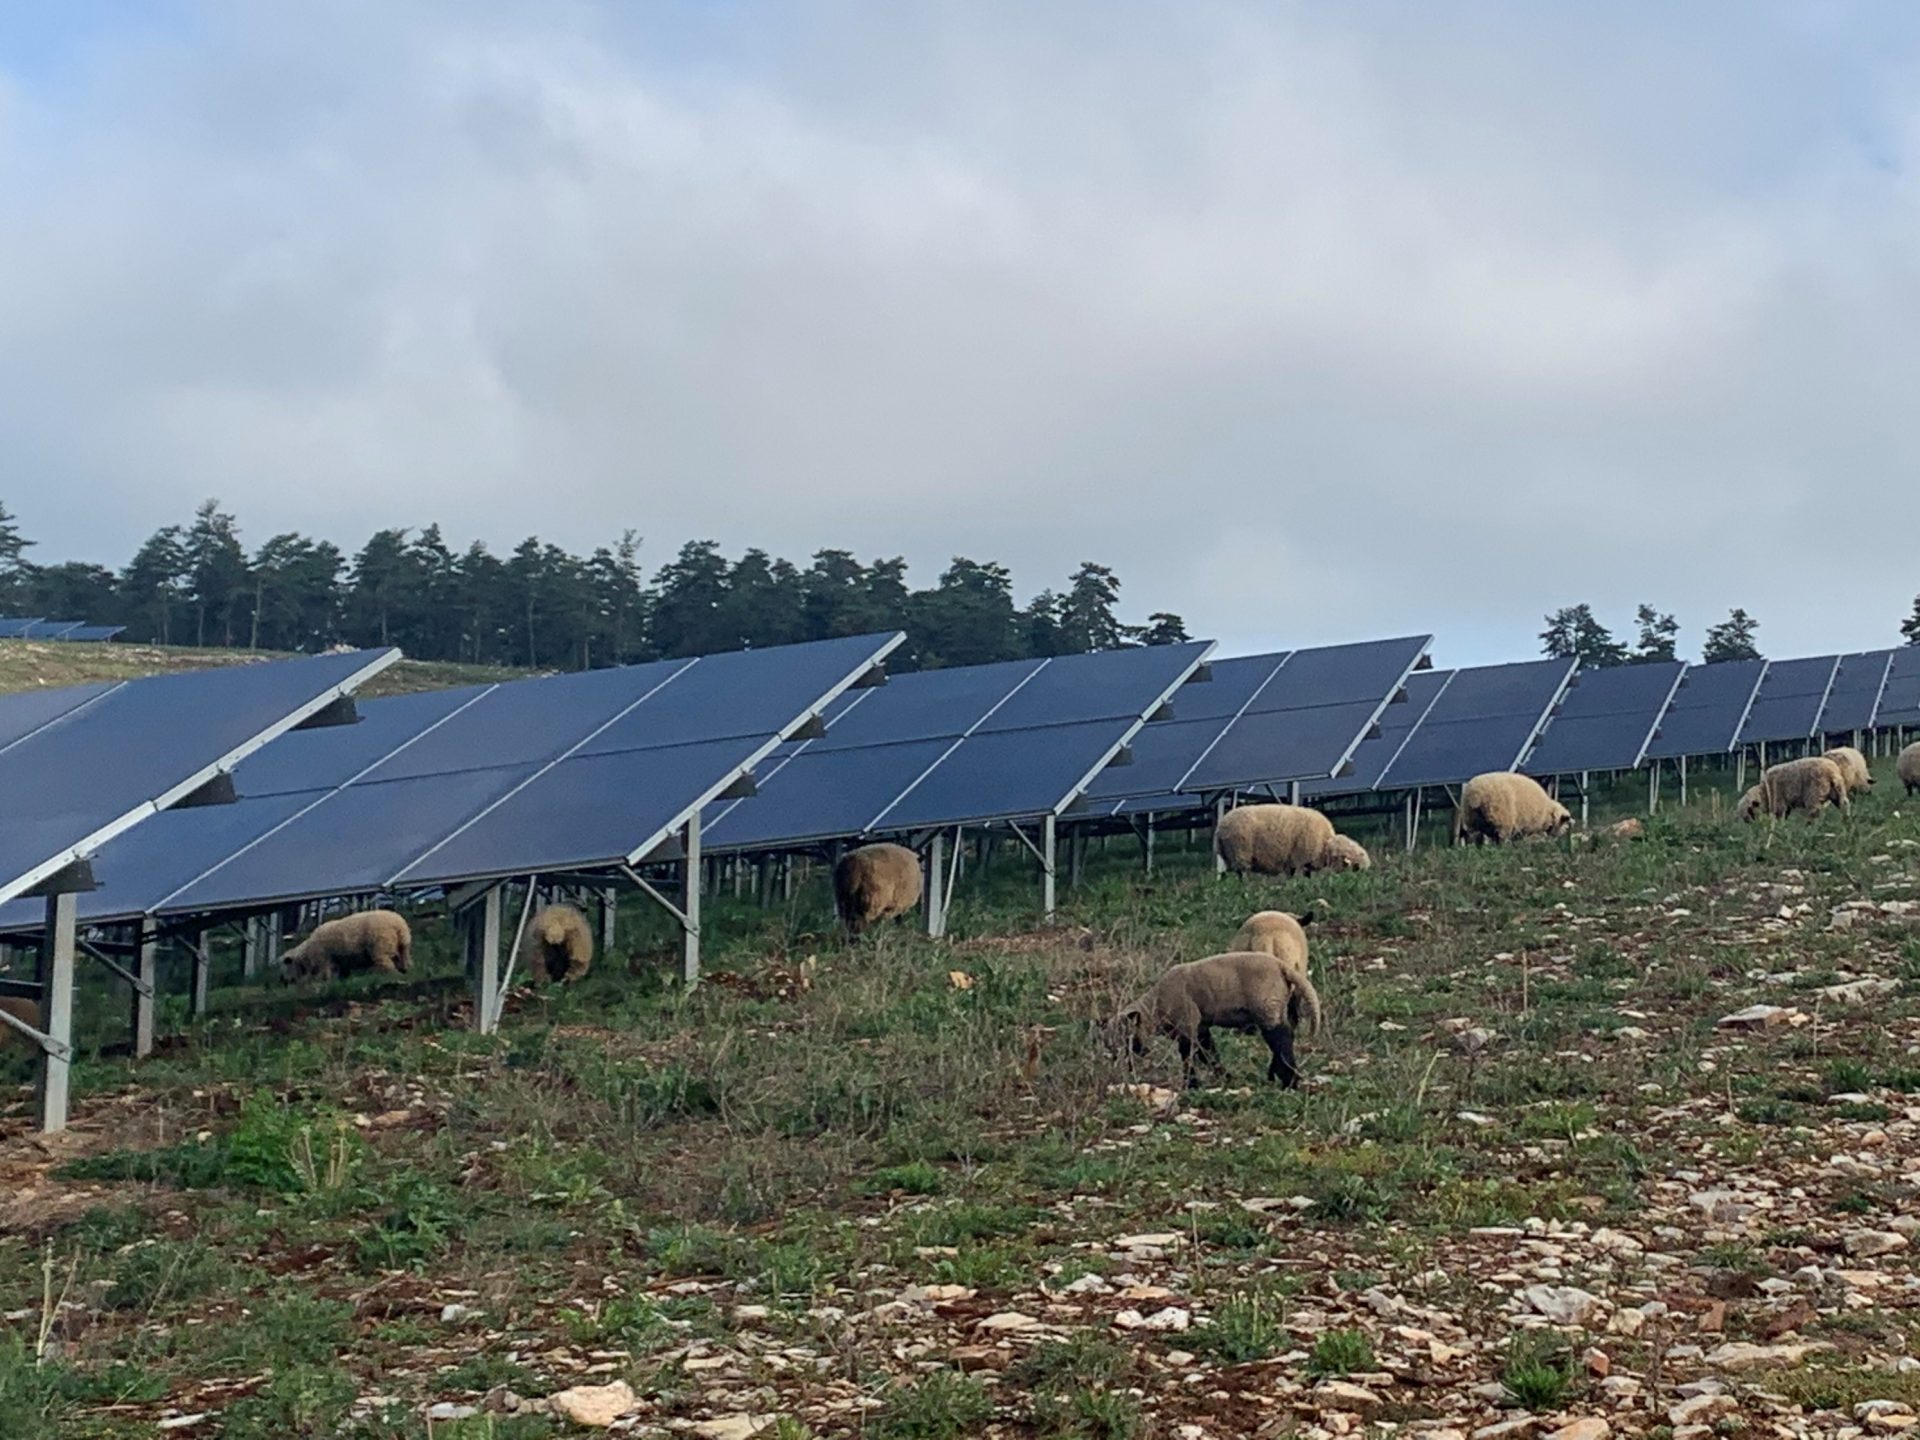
left=523, top=903, right=593, bottom=983
left=1902, top=742, right=1920, bottom=797
left=1824, top=745, right=1873, bottom=794
left=281, top=909, right=412, bottom=983
left=834, top=843, right=923, bottom=936
left=1120, top=951, right=1322, bottom=1089
left=1736, top=755, right=1849, bottom=822
left=1456, top=773, right=1573, bottom=846
left=1214, top=804, right=1370, bottom=877
left=1228, top=910, right=1312, bottom=976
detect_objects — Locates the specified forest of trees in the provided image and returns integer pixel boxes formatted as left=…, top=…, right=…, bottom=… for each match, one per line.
left=0, top=501, right=1191, bottom=673
left=1539, top=602, right=1778, bottom=666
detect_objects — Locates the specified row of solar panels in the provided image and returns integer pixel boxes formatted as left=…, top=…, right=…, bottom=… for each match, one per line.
left=4, top=632, right=1919, bottom=937
left=0, top=617, right=127, bottom=641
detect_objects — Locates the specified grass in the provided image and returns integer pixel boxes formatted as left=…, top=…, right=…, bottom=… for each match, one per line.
left=1, top=747, right=1917, bottom=1434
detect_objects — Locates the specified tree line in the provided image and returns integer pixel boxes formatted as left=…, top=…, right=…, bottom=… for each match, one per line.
left=0, top=501, right=1191, bottom=673
left=1542, top=598, right=1920, bottom=667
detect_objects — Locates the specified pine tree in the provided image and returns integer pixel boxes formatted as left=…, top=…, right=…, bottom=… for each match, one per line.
left=1631, top=604, right=1680, bottom=664
left=650, top=541, right=733, bottom=658
left=184, top=500, right=251, bottom=646
left=0, top=501, right=36, bottom=611
left=1057, top=562, right=1127, bottom=652
left=1701, top=608, right=1761, bottom=663
left=1135, top=612, right=1191, bottom=646
left=119, top=526, right=189, bottom=644
left=28, top=563, right=117, bottom=625
left=1901, top=595, right=1920, bottom=646
left=1539, top=604, right=1627, bottom=666
left=907, top=558, right=1020, bottom=670
left=587, top=531, right=648, bottom=666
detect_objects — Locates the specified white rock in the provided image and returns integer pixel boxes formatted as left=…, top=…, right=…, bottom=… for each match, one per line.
left=1312, top=1381, right=1383, bottom=1412
left=1114, top=1306, right=1190, bottom=1332
left=439, top=1303, right=479, bottom=1324
left=1520, top=1284, right=1602, bottom=1326
left=1701, top=1340, right=1833, bottom=1371
left=978, top=1311, right=1042, bottom=1332
left=1845, top=1231, right=1910, bottom=1258
left=1716, top=1004, right=1801, bottom=1030
left=157, top=1419, right=212, bottom=1433
left=1546, top=1420, right=1609, bottom=1440
left=549, top=1381, right=637, bottom=1428
left=690, top=1416, right=778, bottom=1440
left=1114, top=1232, right=1183, bottom=1249
left=1671, top=1396, right=1738, bottom=1426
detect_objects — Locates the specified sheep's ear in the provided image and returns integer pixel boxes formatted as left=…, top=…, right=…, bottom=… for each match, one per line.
left=1296, top=909, right=1316, bottom=928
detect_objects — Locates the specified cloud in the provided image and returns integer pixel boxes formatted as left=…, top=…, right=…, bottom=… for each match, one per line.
left=1, top=0, right=1918, bottom=663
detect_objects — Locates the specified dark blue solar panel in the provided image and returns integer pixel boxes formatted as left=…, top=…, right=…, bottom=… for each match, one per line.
left=1643, top=658, right=1766, bottom=758
left=1377, top=657, right=1573, bottom=789
left=1522, top=660, right=1685, bottom=774
left=1239, top=637, right=1432, bottom=714
left=158, top=633, right=902, bottom=907
left=1080, top=717, right=1226, bottom=807
left=0, top=649, right=399, bottom=905
left=58, top=626, right=127, bottom=643
left=700, top=642, right=1214, bottom=847
left=34, top=622, right=85, bottom=639
left=1815, top=651, right=1894, bottom=735
left=1738, top=655, right=1840, bottom=745
left=0, top=618, right=44, bottom=638
left=237, top=687, right=492, bottom=797
left=0, top=683, right=117, bottom=752
left=1146, top=653, right=1288, bottom=723
left=1301, top=667, right=1453, bottom=798
left=1186, top=700, right=1392, bottom=789
left=1879, top=648, right=1920, bottom=726
left=703, top=738, right=957, bottom=849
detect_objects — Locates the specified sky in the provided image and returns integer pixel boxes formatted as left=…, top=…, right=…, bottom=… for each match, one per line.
left=2, top=1, right=1918, bottom=667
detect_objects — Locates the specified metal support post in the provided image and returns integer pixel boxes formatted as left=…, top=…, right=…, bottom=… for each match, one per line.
left=925, top=832, right=946, bottom=938
left=134, top=920, right=157, bottom=1059
left=1143, top=815, right=1155, bottom=876
left=756, top=857, right=775, bottom=908
left=1213, top=797, right=1228, bottom=876
left=599, top=888, right=618, bottom=953
left=1041, top=813, right=1057, bottom=920
left=467, top=886, right=502, bottom=1034
left=1649, top=761, right=1659, bottom=814
left=242, top=916, right=263, bottom=980
left=1580, top=771, right=1590, bottom=827
left=682, top=812, right=703, bottom=986
left=38, top=891, right=77, bottom=1133
left=1678, top=754, right=1688, bottom=807
left=190, top=932, right=210, bottom=1018
left=1068, top=828, right=1085, bottom=891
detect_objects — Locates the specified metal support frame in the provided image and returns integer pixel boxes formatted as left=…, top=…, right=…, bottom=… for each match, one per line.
left=38, top=891, right=77, bottom=1133
left=1648, top=760, right=1660, bottom=814
left=682, top=810, right=702, bottom=984
left=923, top=829, right=962, bottom=939
left=599, top=888, right=618, bottom=953
left=1579, top=771, right=1591, bottom=827
left=1213, top=796, right=1228, bottom=876
left=465, top=886, right=503, bottom=1034
left=1007, top=815, right=1059, bottom=920
left=190, top=931, right=211, bottom=1018
left=242, top=916, right=264, bottom=980
left=1404, top=789, right=1421, bottom=852
left=1678, top=753, right=1688, bottom=807
left=135, top=921, right=157, bottom=1058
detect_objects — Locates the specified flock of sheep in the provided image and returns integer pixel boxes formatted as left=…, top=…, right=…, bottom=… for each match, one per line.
left=6, top=743, right=1918, bottom=1078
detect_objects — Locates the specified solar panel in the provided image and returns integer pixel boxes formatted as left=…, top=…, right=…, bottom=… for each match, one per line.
left=1300, top=667, right=1453, bottom=799
left=1376, top=657, right=1576, bottom=790
left=1879, top=648, right=1920, bottom=727
left=0, top=617, right=44, bottom=638
left=1522, top=660, right=1687, bottom=775
left=0, top=649, right=402, bottom=908
left=701, top=641, right=1215, bottom=850
left=149, top=633, right=903, bottom=911
left=1641, top=658, right=1765, bottom=759
left=1074, top=636, right=1432, bottom=812
left=54, top=625, right=126, bottom=643
left=1815, top=650, right=1895, bottom=736
left=1737, top=654, right=1840, bottom=745
left=28, top=621, right=86, bottom=640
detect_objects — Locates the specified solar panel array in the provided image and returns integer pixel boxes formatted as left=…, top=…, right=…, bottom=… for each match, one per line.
left=1072, top=636, right=1431, bottom=817
left=701, top=641, right=1214, bottom=851
left=1, top=634, right=903, bottom=927
left=1737, top=655, right=1841, bottom=745
left=0, top=649, right=402, bottom=908
left=1521, top=660, right=1686, bottom=776
left=0, top=617, right=126, bottom=641
left=1875, top=648, right=1920, bottom=728
left=1375, top=658, right=1576, bottom=790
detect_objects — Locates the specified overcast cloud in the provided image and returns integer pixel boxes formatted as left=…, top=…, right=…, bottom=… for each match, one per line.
left=2, top=1, right=1918, bottom=664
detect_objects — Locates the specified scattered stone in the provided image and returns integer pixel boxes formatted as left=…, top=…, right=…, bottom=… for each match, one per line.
left=439, top=1303, right=479, bottom=1324
left=427, top=1403, right=480, bottom=1421
left=549, top=1381, right=637, bottom=1428
left=1701, top=1340, right=1833, bottom=1371
left=977, top=1311, right=1042, bottom=1332
left=1520, top=1285, right=1602, bottom=1326
left=1546, top=1420, right=1608, bottom=1440
left=1583, top=1348, right=1610, bottom=1378
left=1313, top=1381, right=1384, bottom=1412
left=1671, top=1396, right=1738, bottom=1426
left=1114, top=1232, right=1182, bottom=1250
left=1114, top=1306, right=1190, bottom=1332
left=1716, top=1004, right=1804, bottom=1030
left=1845, top=1230, right=1910, bottom=1258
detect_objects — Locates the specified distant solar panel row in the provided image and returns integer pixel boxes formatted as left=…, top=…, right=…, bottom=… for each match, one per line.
left=0, top=617, right=124, bottom=641
left=701, top=641, right=1215, bottom=851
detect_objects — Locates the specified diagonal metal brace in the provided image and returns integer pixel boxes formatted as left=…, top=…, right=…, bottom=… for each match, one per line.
left=618, top=864, right=696, bottom=933
left=81, top=939, right=154, bottom=998
left=0, top=1001, right=69, bottom=1060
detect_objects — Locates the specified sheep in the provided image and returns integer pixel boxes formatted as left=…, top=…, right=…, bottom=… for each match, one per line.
left=0, top=996, right=40, bottom=1049
left=1214, top=804, right=1371, bottom=877
left=1902, top=742, right=1920, bottom=797
left=1824, top=745, right=1874, bottom=794
left=1736, top=755, right=1849, bottom=822
left=522, top=903, right=593, bottom=983
left=281, top=909, right=412, bottom=983
left=1229, top=909, right=1312, bottom=974
left=833, top=843, right=923, bottom=936
left=1119, top=951, right=1321, bottom=1089
left=1455, top=772, right=1573, bottom=846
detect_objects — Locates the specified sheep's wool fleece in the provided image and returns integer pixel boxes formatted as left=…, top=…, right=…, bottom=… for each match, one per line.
left=525, top=904, right=593, bottom=983
left=1823, top=746, right=1873, bottom=793
left=284, top=910, right=412, bottom=980
left=834, top=843, right=923, bottom=932
left=1457, top=772, right=1570, bottom=844
left=1740, top=756, right=1848, bottom=820
left=1134, top=951, right=1321, bottom=1040
left=1229, top=911, right=1310, bottom=972
left=1901, top=742, right=1920, bottom=791
left=1215, top=804, right=1341, bottom=876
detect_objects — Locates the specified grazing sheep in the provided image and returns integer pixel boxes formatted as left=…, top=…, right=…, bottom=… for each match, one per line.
left=1607, top=818, right=1644, bottom=840
left=1120, top=951, right=1321, bottom=1088
left=281, top=909, right=412, bottom=983
left=1229, top=910, right=1312, bottom=974
left=523, top=903, right=593, bottom=983
left=1455, top=773, right=1573, bottom=846
left=1824, top=746, right=1874, bottom=794
left=1902, top=742, right=1920, bottom=797
left=0, top=996, right=40, bottom=1049
left=833, top=843, right=923, bottom=936
left=1736, top=755, right=1849, bottom=822
left=1214, top=804, right=1370, bottom=877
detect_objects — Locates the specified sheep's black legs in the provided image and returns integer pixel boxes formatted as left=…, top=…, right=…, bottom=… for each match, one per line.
left=1262, top=1025, right=1300, bottom=1088
left=1195, top=1026, right=1224, bottom=1072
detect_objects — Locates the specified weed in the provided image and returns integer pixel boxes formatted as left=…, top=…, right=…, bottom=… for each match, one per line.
left=1193, top=1293, right=1289, bottom=1365
left=870, top=1370, right=995, bottom=1439
left=1307, top=1328, right=1375, bottom=1378
left=1502, top=1333, right=1576, bottom=1410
